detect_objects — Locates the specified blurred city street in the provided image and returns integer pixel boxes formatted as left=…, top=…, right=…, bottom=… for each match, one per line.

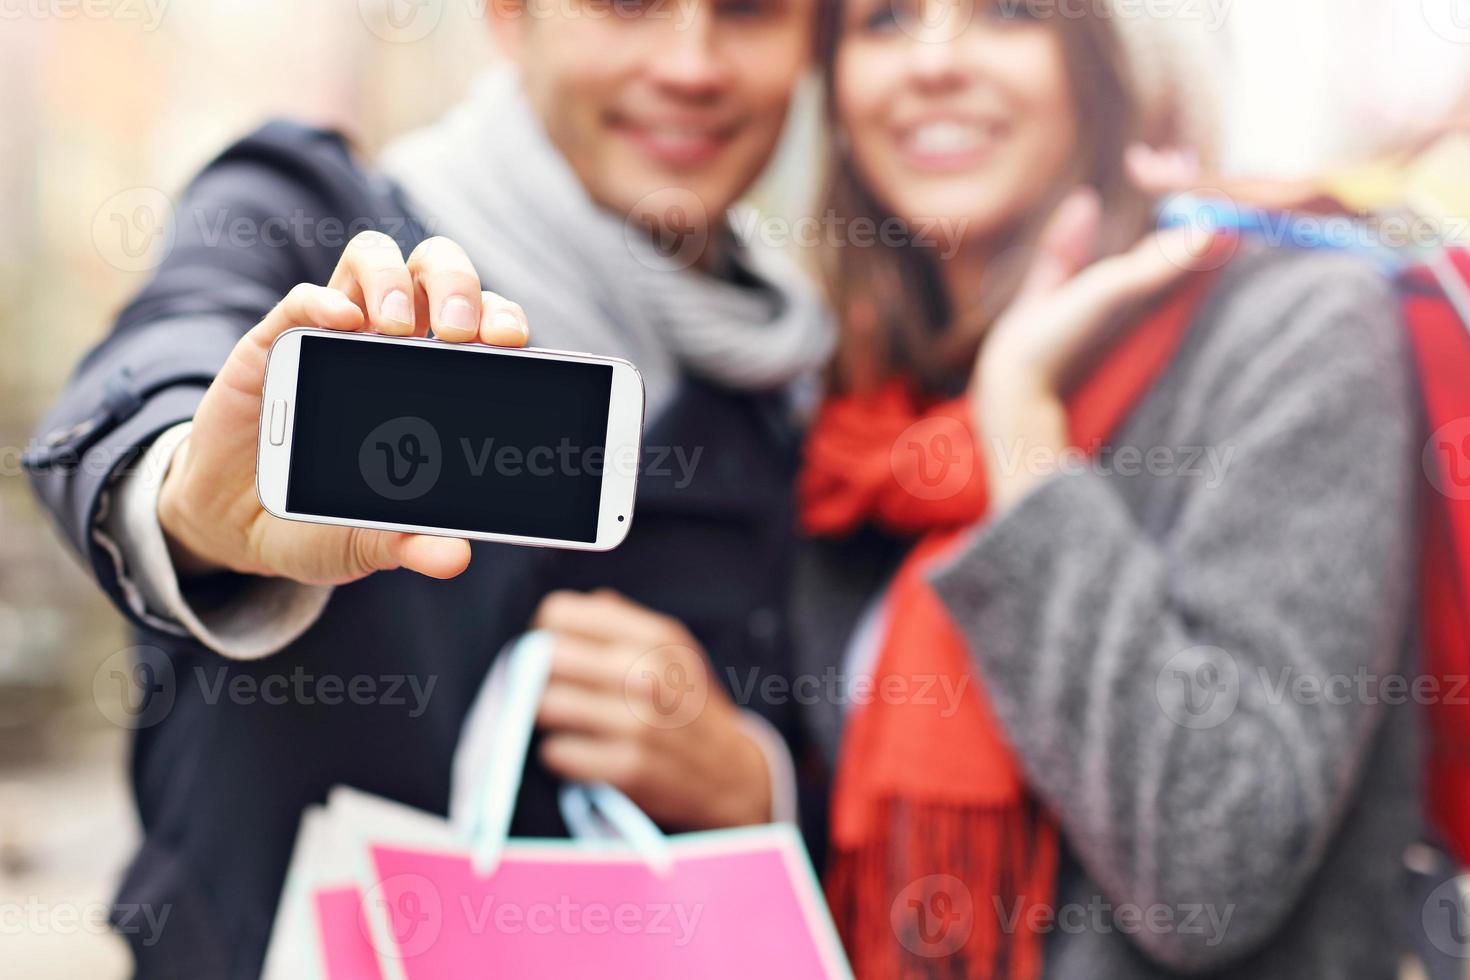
left=1, top=728, right=135, bottom=979
left=3, top=1, right=1470, bottom=978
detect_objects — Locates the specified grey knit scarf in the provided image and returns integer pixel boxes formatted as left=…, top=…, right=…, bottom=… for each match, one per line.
left=378, top=68, right=833, bottom=414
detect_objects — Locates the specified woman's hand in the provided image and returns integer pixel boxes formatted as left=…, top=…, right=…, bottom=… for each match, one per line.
left=971, top=188, right=1209, bottom=511
left=157, top=232, right=532, bottom=585
left=531, top=590, right=773, bottom=831
left=1125, top=141, right=1346, bottom=214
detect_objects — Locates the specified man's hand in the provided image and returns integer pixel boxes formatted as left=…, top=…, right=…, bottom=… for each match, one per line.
left=531, top=590, right=773, bottom=831
left=157, top=232, right=532, bottom=585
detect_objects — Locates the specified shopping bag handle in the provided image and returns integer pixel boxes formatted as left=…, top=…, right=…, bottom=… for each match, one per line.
left=558, top=783, right=673, bottom=876
left=458, top=630, right=672, bottom=877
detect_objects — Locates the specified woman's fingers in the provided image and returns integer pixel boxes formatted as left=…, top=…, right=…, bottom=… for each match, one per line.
left=1124, top=142, right=1202, bottom=196
left=1016, top=188, right=1103, bottom=304
left=407, top=237, right=483, bottom=343
left=329, top=231, right=418, bottom=335
left=1070, top=226, right=1209, bottom=312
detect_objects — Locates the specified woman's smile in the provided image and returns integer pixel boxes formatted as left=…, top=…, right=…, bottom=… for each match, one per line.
left=892, top=114, right=1010, bottom=172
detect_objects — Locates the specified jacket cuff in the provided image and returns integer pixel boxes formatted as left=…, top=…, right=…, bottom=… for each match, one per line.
left=99, top=421, right=333, bottom=659
left=738, top=709, right=799, bottom=825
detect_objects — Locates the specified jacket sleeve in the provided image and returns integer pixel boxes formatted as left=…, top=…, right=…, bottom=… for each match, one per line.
left=25, top=123, right=406, bottom=635
left=928, top=253, right=1418, bottom=970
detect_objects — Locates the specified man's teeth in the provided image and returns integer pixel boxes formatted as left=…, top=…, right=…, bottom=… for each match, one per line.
left=908, top=122, right=987, bottom=155
left=646, top=125, right=718, bottom=142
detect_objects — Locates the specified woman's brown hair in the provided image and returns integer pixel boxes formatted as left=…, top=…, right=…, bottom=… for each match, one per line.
left=816, top=0, right=1152, bottom=394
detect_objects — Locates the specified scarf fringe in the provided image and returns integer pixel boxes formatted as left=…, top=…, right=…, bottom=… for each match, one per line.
left=826, top=798, right=1059, bottom=980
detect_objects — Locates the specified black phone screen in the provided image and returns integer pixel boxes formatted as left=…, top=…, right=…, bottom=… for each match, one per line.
left=286, top=335, right=614, bottom=543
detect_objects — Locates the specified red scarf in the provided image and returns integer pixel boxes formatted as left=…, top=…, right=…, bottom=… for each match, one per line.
left=801, top=268, right=1223, bottom=980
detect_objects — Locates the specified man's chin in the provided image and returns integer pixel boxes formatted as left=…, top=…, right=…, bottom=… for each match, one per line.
left=602, top=180, right=729, bottom=235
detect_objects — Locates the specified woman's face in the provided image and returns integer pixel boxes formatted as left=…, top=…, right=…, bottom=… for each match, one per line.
left=835, top=0, right=1079, bottom=249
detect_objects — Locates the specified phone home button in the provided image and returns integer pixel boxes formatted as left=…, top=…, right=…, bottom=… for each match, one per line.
left=269, top=399, right=287, bottom=445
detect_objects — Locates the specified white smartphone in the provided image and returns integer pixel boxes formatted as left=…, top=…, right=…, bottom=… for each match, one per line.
left=256, top=329, right=645, bottom=552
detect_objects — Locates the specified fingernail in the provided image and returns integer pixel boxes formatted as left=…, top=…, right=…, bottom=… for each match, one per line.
left=441, top=295, right=476, bottom=335
left=380, top=290, right=413, bottom=327
left=493, top=310, right=527, bottom=339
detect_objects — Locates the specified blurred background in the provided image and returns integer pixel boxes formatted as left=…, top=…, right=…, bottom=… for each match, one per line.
left=0, top=0, right=1467, bottom=976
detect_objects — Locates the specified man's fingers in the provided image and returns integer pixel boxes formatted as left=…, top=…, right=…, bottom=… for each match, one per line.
left=397, top=535, right=472, bottom=579
left=406, top=237, right=483, bottom=343
left=329, top=231, right=417, bottom=335
left=532, top=590, right=678, bottom=646
left=348, top=529, right=471, bottom=580
left=247, top=284, right=364, bottom=353
left=539, top=734, right=643, bottom=790
left=548, top=635, right=635, bottom=691
left=314, top=232, right=533, bottom=347
left=537, top=681, right=638, bottom=737
left=479, top=292, right=531, bottom=347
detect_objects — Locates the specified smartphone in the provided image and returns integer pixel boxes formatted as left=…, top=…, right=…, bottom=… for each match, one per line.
left=256, top=329, right=645, bottom=552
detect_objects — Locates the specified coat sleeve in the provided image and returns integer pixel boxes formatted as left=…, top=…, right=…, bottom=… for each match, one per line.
left=25, top=123, right=405, bottom=634
left=928, top=253, right=1418, bottom=970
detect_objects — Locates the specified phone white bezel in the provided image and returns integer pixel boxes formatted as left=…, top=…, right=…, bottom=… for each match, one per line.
left=256, top=328, right=645, bottom=553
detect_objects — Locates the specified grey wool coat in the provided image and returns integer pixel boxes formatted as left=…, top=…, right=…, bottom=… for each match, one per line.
left=795, top=246, right=1425, bottom=978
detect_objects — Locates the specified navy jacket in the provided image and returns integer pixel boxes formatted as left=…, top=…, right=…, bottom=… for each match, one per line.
left=26, top=123, right=821, bottom=979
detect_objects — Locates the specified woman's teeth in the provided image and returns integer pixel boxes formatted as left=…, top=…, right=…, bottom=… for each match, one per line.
left=907, top=121, right=988, bottom=155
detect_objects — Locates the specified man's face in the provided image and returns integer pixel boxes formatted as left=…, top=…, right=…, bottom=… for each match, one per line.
left=495, top=0, right=813, bottom=233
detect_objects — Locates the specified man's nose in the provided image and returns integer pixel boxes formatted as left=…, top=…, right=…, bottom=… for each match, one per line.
left=645, top=7, right=732, bottom=99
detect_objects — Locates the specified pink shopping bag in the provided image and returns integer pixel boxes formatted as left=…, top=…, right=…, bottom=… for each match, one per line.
left=308, top=632, right=851, bottom=980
